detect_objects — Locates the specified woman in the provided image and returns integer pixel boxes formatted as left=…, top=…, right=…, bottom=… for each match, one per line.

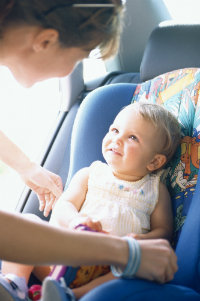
left=0, top=1, right=178, bottom=300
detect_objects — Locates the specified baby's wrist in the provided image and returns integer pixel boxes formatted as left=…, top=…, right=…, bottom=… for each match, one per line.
left=68, top=215, right=88, bottom=229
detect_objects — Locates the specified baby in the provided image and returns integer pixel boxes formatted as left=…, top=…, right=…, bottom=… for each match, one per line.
left=0, top=102, right=181, bottom=301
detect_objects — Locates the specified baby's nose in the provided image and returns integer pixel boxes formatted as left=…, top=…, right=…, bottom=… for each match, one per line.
left=113, top=135, right=122, bottom=144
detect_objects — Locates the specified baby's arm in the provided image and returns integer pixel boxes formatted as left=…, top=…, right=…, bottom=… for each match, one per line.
left=128, top=182, right=173, bottom=242
left=49, top=167, right=90, bottom=228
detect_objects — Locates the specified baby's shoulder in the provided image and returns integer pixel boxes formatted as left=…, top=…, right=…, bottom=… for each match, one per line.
left=90, top=160, right=108, bottom=172
left=159, top=181, right=169, bottom=193
left=88, top=161, right=110, bottom=183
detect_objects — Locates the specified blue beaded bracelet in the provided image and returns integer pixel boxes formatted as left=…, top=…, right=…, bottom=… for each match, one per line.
left=111, top=236, right=141, bottom=278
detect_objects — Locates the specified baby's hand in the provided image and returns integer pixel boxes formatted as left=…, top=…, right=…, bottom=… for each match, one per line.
left=126, top=233, right=143, bottom=240
left=68, top=216, right=103, bottom=232
left=79, top=217, right=103, bottom=232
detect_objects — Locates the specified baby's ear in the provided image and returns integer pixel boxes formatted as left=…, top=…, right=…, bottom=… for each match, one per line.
left=147, top=154, right=166, bottom=172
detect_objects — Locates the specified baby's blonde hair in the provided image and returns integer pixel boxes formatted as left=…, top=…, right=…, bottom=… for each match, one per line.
left=131, top=102, right=181, bottom=165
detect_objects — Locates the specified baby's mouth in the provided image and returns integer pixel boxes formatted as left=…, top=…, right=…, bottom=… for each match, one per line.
left=109, top=148, right=122, bottom=155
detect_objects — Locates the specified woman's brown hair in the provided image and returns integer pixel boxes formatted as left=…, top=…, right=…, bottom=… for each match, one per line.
left=0, top=0, right=124, bottom=59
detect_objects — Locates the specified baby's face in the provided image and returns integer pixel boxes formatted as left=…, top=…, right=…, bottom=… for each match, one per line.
left=102, top=105, right=159, bottom=181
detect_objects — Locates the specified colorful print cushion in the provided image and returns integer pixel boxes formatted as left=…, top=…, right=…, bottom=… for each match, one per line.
left=132, top=68, right=200, bottom=247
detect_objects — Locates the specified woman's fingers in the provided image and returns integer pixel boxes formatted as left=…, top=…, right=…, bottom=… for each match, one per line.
left=20, top=163, right=63, bottom=216
left=164, top=262, right=175, bottom=283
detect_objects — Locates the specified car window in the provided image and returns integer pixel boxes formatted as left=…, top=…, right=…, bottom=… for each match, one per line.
left=0, top=53, right=106, bottom=212
left=163, top=0, right=200, bottom=22
left=0, top=66, right=61, bottom=212
left=83, top=49, right=107, bottom=82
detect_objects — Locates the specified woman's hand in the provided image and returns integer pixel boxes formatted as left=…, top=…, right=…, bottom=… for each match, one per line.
left=0, top=130, right=62, bottom=215
left=136, top=239, right=178, bottom=283
left=20, top=162, right=63, bottom=217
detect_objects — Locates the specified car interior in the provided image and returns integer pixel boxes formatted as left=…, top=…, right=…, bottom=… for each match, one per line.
left=10, top=0, right=200, bottom=297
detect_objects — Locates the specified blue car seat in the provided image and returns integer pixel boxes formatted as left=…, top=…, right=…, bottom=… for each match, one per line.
left=65, top=68, right=200, bottom=300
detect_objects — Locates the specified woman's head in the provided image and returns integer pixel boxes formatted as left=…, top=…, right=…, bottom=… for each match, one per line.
left=102, top=102, right=181, bottom=181
left=0, top=0, right=124, bottom=58
left=0, top=0, right=124, bottom=87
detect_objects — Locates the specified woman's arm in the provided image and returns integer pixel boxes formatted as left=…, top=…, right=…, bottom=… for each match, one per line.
left=128, top=182, right=173, bottom=242
left=0, top=129, right=63, bottom=216
left=0, top=130, right=31, bottom=173
left=0, top=209, right=127, bottom=267
left=0, top=210, right=177, bottom=283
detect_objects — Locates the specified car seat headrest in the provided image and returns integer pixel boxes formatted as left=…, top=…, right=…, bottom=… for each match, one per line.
left=140, top=21, right=200, bottom=82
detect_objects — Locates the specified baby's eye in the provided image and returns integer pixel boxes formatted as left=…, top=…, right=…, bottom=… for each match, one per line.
left=130, top=135, right=138, bottom=141
left=111, top=128, right=119, bottom=133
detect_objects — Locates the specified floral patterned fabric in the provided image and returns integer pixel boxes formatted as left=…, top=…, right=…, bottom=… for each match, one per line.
left=132, top=68, right=200, bottom=248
